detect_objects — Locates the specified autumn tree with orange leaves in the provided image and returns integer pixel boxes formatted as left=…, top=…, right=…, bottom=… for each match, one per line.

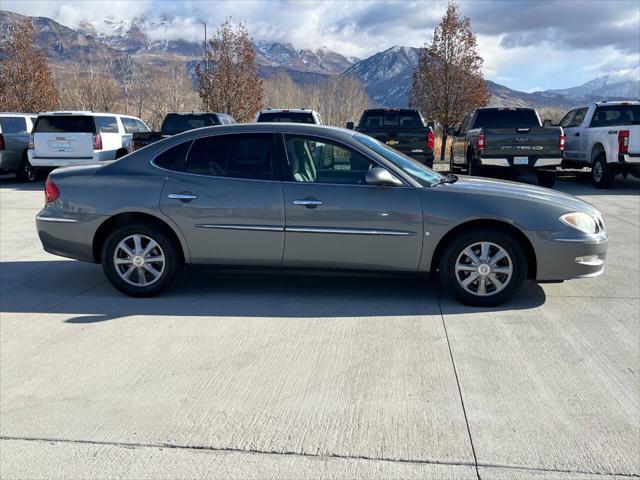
left=196, top=19, right=263, bottom=122
left=410, top=2, right=489, bottom=161
left=0, top=20, right=60, bottom=112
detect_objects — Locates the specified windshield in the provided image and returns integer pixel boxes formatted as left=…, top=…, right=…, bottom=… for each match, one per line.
left=473, top=109, right=540, bottom=128
left=353, top=133, right=443, bottom=186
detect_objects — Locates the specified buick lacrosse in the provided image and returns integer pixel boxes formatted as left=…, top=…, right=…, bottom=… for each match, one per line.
left=36, top=124, right=607, bottom=306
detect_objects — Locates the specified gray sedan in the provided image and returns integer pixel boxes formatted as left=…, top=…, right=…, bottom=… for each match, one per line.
left=36, top=123, right=608, bottom=306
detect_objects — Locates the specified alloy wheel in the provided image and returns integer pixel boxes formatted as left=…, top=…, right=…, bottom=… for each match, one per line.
left=454, top=241, right=513, bottom=297
left=113, top=234, right=166, bottom=287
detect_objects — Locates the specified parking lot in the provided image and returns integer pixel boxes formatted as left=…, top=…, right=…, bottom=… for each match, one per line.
left=0, top=173, right=638, bottom=479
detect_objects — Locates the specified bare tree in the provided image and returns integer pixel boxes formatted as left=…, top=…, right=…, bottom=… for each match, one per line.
left=308, top=74, right=372, bottom=128
left=410, top=1, right=489, bottom=161
left=263, top=71, right=307, bottom=109
left=0, top=19, right=60, bottom=112
left=195, top=19, right=263, bottom=122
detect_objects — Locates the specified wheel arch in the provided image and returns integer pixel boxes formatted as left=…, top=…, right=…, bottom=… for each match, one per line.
left=589, top=142, right=606, bottom=163
left=430, top=219, right=537, bottom=280
left=92, top=211, right=188, bottom=264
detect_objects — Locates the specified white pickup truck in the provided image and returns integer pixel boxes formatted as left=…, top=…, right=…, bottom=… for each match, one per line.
left=559, top=101, right=639, bottom=188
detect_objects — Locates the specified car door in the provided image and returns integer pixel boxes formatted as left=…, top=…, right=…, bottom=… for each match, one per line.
left=570, top=108, right=589, bottom=161
left=0, top=116, right=29, bottom=169
left=450, top=114, right=471, bottom=165
left=159, top=133, right=285, bottom=265
left=280, top=134, right=423, bottom=271
left=559, top=110, right=579, bottom=161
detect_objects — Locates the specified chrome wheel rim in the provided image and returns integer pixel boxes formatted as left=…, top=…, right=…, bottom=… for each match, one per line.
left=455, top=241, right=513, bottom=297
left=113, top=234, right=165, bottom=287
left=593, top=161, right=603, bottom=182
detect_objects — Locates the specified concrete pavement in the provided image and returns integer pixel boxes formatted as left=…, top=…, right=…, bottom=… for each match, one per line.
left=1, top=173, right=638, bottom=479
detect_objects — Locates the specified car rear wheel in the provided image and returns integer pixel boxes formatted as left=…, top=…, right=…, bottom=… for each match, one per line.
left=439, top=228, right=527, bottom=306
left=536, top=171, right=556, bottom=188
left=592, top=153, right=614, bottom=189
left=15, top=153, right=38, bottom=182
left=102, top=223, right=182, bottom=297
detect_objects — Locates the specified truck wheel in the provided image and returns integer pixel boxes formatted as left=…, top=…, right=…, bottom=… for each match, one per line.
left=439, top=227, right=526, bottom=307
left=592, top=153, right=614, bottom=189
left=15, top=153, right=38, bottom=182
left=468, top=156, right=482, bottom=176
left=102, top=223, right=182, bottom=297
left=536, top=171, right=556, bottom=188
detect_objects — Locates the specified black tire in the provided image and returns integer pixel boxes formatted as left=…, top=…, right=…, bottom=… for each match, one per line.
left=468, top=154, right=482, bottom=176
left=115, top=148, right=128, bottom=159
left=15, top=152, right=38, bottom=182
left=536, top=171, right=556, bottom=188
left=592, top=153, right=614, bottom=189
left=102, top=222, right=182, bottom=297
left=439, top=227, right=527, bottom=307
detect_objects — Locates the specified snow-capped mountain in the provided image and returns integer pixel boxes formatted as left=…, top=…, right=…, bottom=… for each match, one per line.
left=544, top=68, right=639, bottom=99
left=343, top=46, right=420, bottom=107
left=254, top=41, right=355, bottom=76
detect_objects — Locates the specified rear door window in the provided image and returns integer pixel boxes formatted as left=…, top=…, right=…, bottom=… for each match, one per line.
left=121, top=118, right=137, bottom=133
left=135, top=119, right=150, bottom=132
left=185, top=134, right=274, bottom=180
left=559, top=110, right=575, bottom=128
left=35, top=116, right=95, bottom=133
left=154, top=141, right=192, bottom=171
left=0, top=117, right=28, bottom=134
left=94, top=116, right=119, bottom=133
left=590, top=105, right=640, bottom=127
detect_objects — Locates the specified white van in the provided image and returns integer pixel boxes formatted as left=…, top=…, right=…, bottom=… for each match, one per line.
left=28, top=112, right=150, bottom=168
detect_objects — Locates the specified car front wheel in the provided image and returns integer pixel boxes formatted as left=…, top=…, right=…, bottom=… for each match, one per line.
left=102, top=223, right=182, bottom=297
left=439, top=228, right=526, bottom=306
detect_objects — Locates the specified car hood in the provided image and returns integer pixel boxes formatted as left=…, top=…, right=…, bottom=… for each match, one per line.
left=440, top=176, right=600, bottom=215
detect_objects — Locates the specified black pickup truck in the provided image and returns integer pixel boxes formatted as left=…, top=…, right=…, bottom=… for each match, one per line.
left=448, top=107, right=564, bottom=188
left=347, top=109, right=435, bottom=167
left=132, top=112, right=236, bottom=151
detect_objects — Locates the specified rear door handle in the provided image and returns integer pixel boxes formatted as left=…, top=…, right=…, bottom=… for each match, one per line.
left=168, top=192, right=198, bottom=202
left=293, top=199, right=323, bottom=208
left=575, top=132, right=580, bottom=137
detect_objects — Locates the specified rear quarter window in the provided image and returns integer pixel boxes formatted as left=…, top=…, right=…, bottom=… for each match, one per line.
left=0, top=117, right=28, bottom=134
left=94, top=116, right=119, bottom=133
left=35, top=116, right=95, bottom=133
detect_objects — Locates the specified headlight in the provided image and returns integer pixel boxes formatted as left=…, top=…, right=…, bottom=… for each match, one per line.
left=559, top=212, right=599, bottom=234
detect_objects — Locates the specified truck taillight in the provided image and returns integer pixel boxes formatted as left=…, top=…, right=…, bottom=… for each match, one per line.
left=618, top=130, right=629, bottom=154
left=28, top=133, right=34, bottom=150
left=0, top=134, right=4, bottom=151
left=477, top=134, right=486, bottom=150
left=44, top=178, right=60, bottom=203
left=93, top=133, right=103, bottom=150
left=427, top=130, right=435, bottom=150
left=559, top=133, right=565, bottom=151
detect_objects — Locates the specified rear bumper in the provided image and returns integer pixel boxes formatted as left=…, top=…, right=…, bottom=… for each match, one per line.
left=479, top=156, right=562, bottom=169
left=36, top=209, right=105, bottom=262
left=28, top=150, right=117, bottom=167
left=528, top=230, right=608, bottom=281
left=619, top=153, right=640, bottom=164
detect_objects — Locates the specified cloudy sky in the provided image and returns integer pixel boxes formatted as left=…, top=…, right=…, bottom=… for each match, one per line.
left=3, top=0, right=640, bottom=91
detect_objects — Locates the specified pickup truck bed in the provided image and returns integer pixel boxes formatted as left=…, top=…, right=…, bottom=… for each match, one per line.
left=350, top=109, right=435, bottom=167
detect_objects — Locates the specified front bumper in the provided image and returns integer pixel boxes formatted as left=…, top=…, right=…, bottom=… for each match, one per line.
left=528, top=230, right=608, bottom=281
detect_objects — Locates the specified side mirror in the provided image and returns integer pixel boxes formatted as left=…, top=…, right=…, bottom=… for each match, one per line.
left=542, top=119, right=552, bottom=127
left=345, top=121, right=354, bottom=130
left=446, top=126, right=457, bottom=136
left=365, top=167, right=403, bottom=187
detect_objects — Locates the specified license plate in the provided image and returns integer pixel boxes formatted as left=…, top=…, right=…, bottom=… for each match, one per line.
left=514, top=156, right=529, bottom=165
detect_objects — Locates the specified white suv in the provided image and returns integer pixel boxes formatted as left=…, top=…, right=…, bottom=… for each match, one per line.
left=560, top=101, right=639, bottom=188
left=28, top=112, right=150, bottom=168
left=255, top=108, right=324, bottom=124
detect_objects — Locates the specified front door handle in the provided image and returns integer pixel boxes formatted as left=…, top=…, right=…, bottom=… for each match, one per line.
left=168, top=192, right=198, bottom=202
left=293, top=198, right=323, bottom=208
left=575, top=132, right=580, bottom=137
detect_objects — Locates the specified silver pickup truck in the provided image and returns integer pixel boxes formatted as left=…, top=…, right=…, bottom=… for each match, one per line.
left=0, top=113, right=38, bottom=181
left=448, top=107, right=565, bottom=188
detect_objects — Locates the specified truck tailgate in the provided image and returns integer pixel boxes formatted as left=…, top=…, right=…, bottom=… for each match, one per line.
left=626, top=125, right=640, bottom=154
left=483, top=127, right=562, bottom=158
left=366, top=130, right=426, bottom=155
left=34, top=132, right=94, bottom=158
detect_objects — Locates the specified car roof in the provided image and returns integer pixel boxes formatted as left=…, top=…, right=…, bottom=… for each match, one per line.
left=593, top=100, right=640, bottom=106
left=37, top=111, right=128, bottom=117
left=362, top=108, right=420, bottom=113
left=258, top=109, right=316, bottom=114
left=169, top=122, right=354, bottom=142
left=167, top=112, right=226, bottom=116
left=0, top=112, right=37, bottom=117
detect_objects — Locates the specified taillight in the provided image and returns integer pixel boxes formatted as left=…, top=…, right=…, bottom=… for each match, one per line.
left=427, top=130, right=435, bottom=150
left=0, top=134, right=5, bottom=151
left=28, top=133, right=34, bottom=149
left=44, top=178, right=60, bottom=203
left=93, top=133, right=103, bottom=150
left=477, top=134, right=486, bottom=150
left=559, top=133, right=565, bottom=151
left=618, top=130, right=629, bottom=154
